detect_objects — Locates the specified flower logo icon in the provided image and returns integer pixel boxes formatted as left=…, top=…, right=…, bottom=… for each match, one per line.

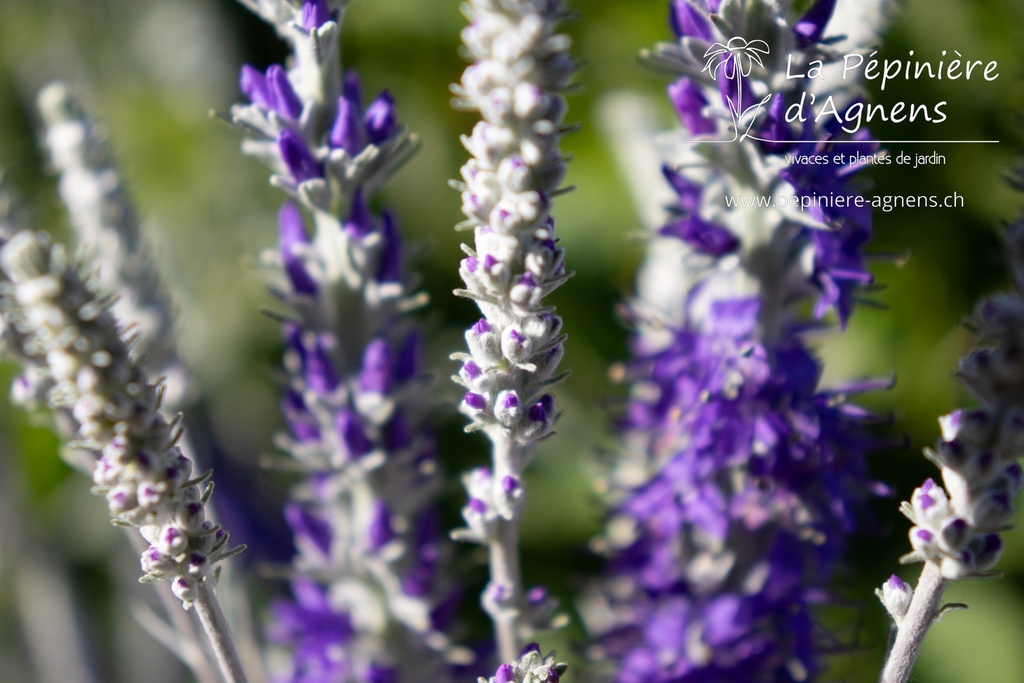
left=698, top=36, right=772, bottom=142
left=702, top=37, right=770, bottom=80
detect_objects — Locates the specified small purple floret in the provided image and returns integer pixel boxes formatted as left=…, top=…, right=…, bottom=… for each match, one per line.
left=494, top=664, right=515, bottom=683
left=278, top=129, right=323, bottom=182
left=364, top=90, right=397, bottom=144
left=464, top=392, right=487, bottom=411
left=300, top=0, right=331, bottom=31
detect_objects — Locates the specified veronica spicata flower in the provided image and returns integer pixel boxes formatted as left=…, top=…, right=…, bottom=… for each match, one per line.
left=229, top=1, right=457, bottom=680
left=593, top=2, right=888, bottom=681
left=880, top=173, right=1024, bottom=682
left=448, top=0, right=575, bottom=664
left=36, top=82, right=190, bottom=412
left=0, top=230, right=245, bottom=608
left=478, top=643, right=568, bottom=683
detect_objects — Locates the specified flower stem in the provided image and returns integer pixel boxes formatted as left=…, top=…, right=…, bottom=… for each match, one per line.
left=194, top=583, right=249, bottom=683
left=881, top=562, right=947, bottom=683
left=488, top=432, right=527, bottom=664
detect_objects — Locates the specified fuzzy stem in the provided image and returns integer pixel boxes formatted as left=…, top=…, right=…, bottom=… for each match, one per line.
left=881, top=562, right=947, bottom=683
left=489, top=433, right=528, bottom=664
left=193, top=583, right=249, bottom=683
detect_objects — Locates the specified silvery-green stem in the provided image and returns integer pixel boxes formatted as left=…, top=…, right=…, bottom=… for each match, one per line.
left=194, top=584, right=249, bottom=683
left=881, top=563, right=947, bottom=683
left=486, top=431, right=528, bottom=663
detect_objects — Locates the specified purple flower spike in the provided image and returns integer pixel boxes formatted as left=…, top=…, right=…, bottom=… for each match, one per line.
left=278, top=129, right=323, bottom=182
left=300, top=0, right=331, bottom=31
left=494, top=664, right=515, bottom=683
left=360, top=338, right=392, bottom=395
left=329, top=95, right=362, bottom=154
left=278, top=202, right=318, bottom=295
left=240, top=64, right=272, bottom=108
left=267, top=65, right=303, bottom=120
left=336, top=409, right=373, bottom=459
left=669, top=78, right=716, bottom=135
left=364, top=90, right=397, bottom=144
left=794, top=0, right=837, bottom=44
left=343, top=189, right=374, bottom=238
left=660, top=215, right=739, bottom=257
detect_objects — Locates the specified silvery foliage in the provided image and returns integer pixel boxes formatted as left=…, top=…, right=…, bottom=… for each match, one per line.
left=0, top=231, right=243, bottom=608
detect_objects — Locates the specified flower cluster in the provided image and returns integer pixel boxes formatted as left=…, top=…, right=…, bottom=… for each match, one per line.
left=230, top=1, right=456, bottom=680
left=0, top=231, right=242, bottom=608
left=36, top=82, right=188, bottom=411
left=479, top=643, right=568, bottom=683
left=449, top=0, right=574, bottom=663
left=880, top=208, right=1024, bottom=682
left=595, top=1, right=885, bottom=680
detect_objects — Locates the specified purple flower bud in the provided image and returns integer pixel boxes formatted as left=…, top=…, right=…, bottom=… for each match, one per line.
left=464, top=255, right=479, bottom=272
left=660, top=215, right=740, bottom=257
left=395, top=330, right=420, bottom=382
left=300, top=0, right=331, bottom=31
left=757, top=94, right=793, bottom=154
left=473, top=319, right=492, bottom=335
left=329, top=95, right=362, bottom=154
left=366, top=664, right=397, bottom=683
left=278, top=129, right=323, bottom=182
left=669, top=1, right=713, bottom=40
left=240, top=65, right=272, bottom=108
left=343, top=70, right=362, bottom=110
left=483, top=254, right=498, bottom=271
left=502, top=475, right=519, bottom=493
left=343, top=189, right=374, bottom=238
left=527, top=585, right=547, bottom=604
left=377, top=212, right=402, bottom=283
left=464, top=392, right=487, bottom=412
left=284, top=503, right=332, bottom=558
left=282, top=389, right=320, bottom=442
left=267, top=65, right=303, bottom=120
left=794, top=0, right=837, bottom=44
left=336, top=409, right=372, bottom=458
left=502, top=393, right=520, bottom=410
left=668, top=78, right=715, bottom=135
left=469, top=497, right=487, bottom=514
left=916, top=529, right=933, bottom=542
left=368, top=500, right=395, bottom=550
left=463, top=360, right=482, bottom=380
left=305, top=335, right=338, bottom=394
left=494, top=664, right=515, bottom=683
left=278, top=202, right=318, bottom=295
left=360, top=338, right=392, bottom=395
left=519, top=642, right=541, bottom=657
left=364, top=90, right=397, bottom=144
left=172, top=576, right=198, bottom=604
left=662, top=164, right=702, bottom=213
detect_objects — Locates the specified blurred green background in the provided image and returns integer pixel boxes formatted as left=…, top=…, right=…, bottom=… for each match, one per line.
left=0, top=0, right=1022, bottom=681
